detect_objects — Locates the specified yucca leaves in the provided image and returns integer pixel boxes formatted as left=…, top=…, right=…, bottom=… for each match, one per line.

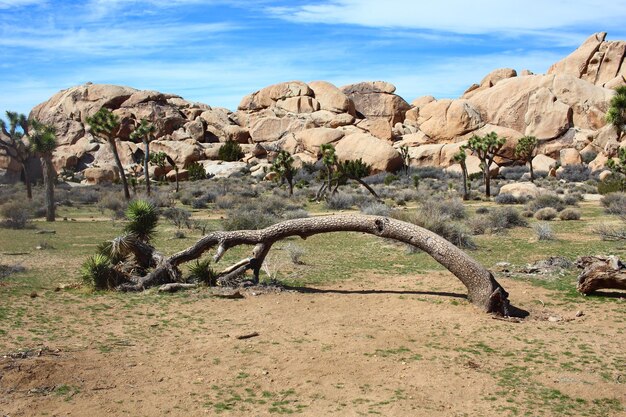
left=124, top=199, right=159, bottom=242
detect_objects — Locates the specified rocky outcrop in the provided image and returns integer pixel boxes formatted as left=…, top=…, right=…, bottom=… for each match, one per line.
left=548, top=32, right=626, bottom=89
left=1, top=33, right=623, bottom=185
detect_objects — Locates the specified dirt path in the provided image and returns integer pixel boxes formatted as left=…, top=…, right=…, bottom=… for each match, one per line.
left=1, top=273, right=625, bottom=416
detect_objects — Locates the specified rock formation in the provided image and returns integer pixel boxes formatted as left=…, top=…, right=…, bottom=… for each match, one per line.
left=1, top=32, right=624, bottom=184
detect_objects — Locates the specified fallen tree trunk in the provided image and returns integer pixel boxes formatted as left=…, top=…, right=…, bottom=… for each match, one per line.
left=117, top=214, right=513, bottom=315
left=576, top=255, right=626, bottom=294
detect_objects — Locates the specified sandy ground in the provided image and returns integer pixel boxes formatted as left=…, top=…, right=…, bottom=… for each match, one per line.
left=1, top=272, right=625, bottom=417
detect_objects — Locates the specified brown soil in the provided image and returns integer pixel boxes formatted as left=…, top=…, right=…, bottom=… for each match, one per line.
left=1, top=273, right=625, bottom=416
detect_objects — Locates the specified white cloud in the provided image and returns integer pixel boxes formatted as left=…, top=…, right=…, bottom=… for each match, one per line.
left=0, top=0, right=41, bottom=8
left=268, top=0, right=626, bottom=34
left=0, top=22, right=237, bottom=56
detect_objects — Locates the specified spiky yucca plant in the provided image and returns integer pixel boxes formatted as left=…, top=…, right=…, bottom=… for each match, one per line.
left=188, top=258, right=216, bottom=286
left=124, top=199, right=158, bottom=242
left=81, top=253, right=116, bottom=289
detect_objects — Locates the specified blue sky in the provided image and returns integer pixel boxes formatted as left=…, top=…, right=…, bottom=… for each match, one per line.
left=2, top=0, right=626, bottom=116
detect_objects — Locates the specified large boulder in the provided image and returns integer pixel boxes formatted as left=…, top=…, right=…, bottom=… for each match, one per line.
left=295, top=128, right=344, bottom=154
left=334, top=133, right=402, bottom=173
left=309, top=81, right=355, bottom=114
left=499, top=182, right=541, bottom=199
left=417, top=99, right=484, bottom=141
left=238, top=81, right=313, bottom=111
left=340, top=81, right=411, bottom=126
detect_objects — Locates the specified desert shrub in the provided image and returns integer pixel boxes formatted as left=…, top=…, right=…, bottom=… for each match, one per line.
left=413, top=166, right=447, bottom=180
left=563, top=193, right=583, bottom=205
left=467, top=215, right=491, bottom=235
left=148, top=191, right=174, bottom=208
left=593, top=223, right=626, bottom=241
left=533, top=222, right=554, bottom=240
left=521, top=209, right=534, bottom=218
left=362, top=172, right=387, bottom=185
left=282, top=209, right=310, bottom=220
left=487, top=207, right=528, bottom=230
left=360, top=202, right=391, bottom=216
left=534, top=207, right=558, bottom=221
left=215, top=194, right=243, bottom=210
left=597, top=178, right=626, bottom=194
left=559, top=208, right=581, bottom=220
left=285, top=243, right=306, bottom=265
left=0, top=200, right=32, bottom=229
left=162, top=207, right=192, bottom=229
left=393, top=188, right=419, bottom=204
left=326, top=192, right=355, bottom=210
left=69, top=187, right=99, bottom=205
left=98, top=191, right=127, bottom=217
left=190, top=191, right=217, bottom=208
left=475, top=206, right=489, bottom=215
left=420, top=197, right=466, bottom=220
left=526, top=194, right=566, bottom=213
left=218, top=140, right=244, bottom=162
left=557, top=164, right=590, bottom=182
left=222, top=209, right=278, bottom=231
left=188, top=258, right=217, bottom=286
left=501, top=165, right=529, bottom=180
left=384, top=174, right=400, bottom=185
left=495, top=193, right=526, bottom=205
left=600, top=192, right=626, bottom=216
left=187, top=162, right=207, bottom=181
left=392, top=208, right=475, bottom=249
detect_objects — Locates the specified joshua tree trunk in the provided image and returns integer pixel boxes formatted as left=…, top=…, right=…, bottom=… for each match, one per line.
left=460, top=161, right=469, bottom=201
left=144, top=139, right=151, bottom=196
left=22, top=162, right=32, bottom=200
left=117, top=215, right=514, bottom=315
left=41, top=154, right=55, bottom=222
left=287, top=177, right=294, bottom=196
left=528, top=160, right=535, bottom=183
left=109, top=138, right=130, bottom=200
left=354, top=177, right=382, bottom=201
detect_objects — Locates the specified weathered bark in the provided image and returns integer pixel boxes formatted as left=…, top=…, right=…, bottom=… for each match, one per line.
left=577, top=255, right=626, bottom=294
left=22, top=162, right=32, bottom=200
left=41, top=154, right=55, bottom=221
left=118, top=215, right=512, bottom=315
left=109, top=138, right=130, bottom=200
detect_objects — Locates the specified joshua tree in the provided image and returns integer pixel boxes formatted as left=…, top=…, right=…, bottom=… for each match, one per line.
left=463, top=132, right=505, bottom=197
left=336, top=158, right=381, bottom=201
left=315, top=143, right=338, bottom=200
left=269, top=150, right=297, bottom=196
left=514, top=136, right=538, bottom=183
left=150, top=151, right=180, bottom=192
left=606, top=86, right=626, bottom=140
left=399, top=145, right=411, bottom=176
left=86, top=108, right=130, bottom=200
left=130, top=119, right=157, bottom=196
left=607, top=147, right=626, bottom=178
left=453, top=149, right=470, bottom=201
left=0, top=111, right=33, bottom=199
left=29, top=120, right=57, bottom=222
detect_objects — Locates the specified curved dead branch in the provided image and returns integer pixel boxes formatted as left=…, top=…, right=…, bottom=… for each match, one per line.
left=117, top=214, right=513, bottom=315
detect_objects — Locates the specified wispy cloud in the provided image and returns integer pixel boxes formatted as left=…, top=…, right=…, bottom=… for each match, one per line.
left=268, top=0, right=626, bottom=35
left=0, top=0, right=41, bottom=8
left=0, top=22, right=237, bottom=56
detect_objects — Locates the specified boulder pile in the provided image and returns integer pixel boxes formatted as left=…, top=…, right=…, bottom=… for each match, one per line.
left=1, top=32, right=624, bottom=184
